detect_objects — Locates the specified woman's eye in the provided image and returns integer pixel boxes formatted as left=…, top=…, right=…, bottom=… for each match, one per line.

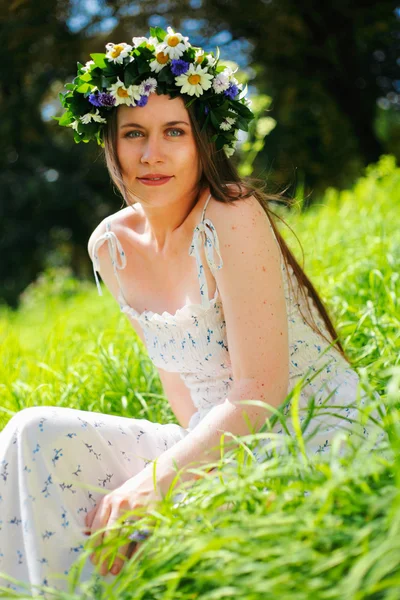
left=125, top=130, right=143, bottom=138
left=124, top=128, right=184, bottom=139
left=167, top=128, right=184, bottom=137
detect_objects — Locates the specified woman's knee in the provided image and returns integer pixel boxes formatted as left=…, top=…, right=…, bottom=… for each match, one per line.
left=3, top=406, right=74, bottom=445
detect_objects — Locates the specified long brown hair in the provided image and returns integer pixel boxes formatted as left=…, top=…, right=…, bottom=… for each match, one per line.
left=103, top=97, right=350, bottom=364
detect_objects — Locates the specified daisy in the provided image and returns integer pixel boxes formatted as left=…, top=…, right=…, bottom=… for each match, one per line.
left=105, top=42, right=133, bottom=64
left=108, top=78, right=140, bottom=106
left=131, top=36, right=148, bottom=48
left=194, top=49, right=205, bottom=65
left=175, top=63, right=213, bottom=97
left=159, top=27, right=190, bottom=60
left=146, top=36, right=160, bottom=49
left=219, top=116, right=237, bottom=131
left=205, top=53, right=217, bottom=67
left=149, top=48, right=170, bottom=73
left=128, top=84, right=142, bottom=104
left=81, top=60, right=94, bottom=74
left=80, top=109, right=107, bottom=125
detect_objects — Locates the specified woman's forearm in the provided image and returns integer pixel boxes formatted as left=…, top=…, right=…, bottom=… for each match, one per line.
left=148, top=377, right=286, bottom=495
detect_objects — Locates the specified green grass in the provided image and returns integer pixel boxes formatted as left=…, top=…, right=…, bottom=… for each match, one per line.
left=0, top=154, right=399, bottom=599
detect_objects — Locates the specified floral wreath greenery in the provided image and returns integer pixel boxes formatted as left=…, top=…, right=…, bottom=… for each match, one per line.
left=54, top=25, right=255, bottom=157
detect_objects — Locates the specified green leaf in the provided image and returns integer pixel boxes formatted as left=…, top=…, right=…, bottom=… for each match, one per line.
left=124, top=62, right=138, bottom=87
left=137, top=58, right=151, bottom=75
left=101, top=74, right=114, bottom=89
left=154, top=26, right=166, bottom=42
left=76, top=83, right=92, bottom=94
left=64, top=83, right=75, bottom=91
left=210, top=112, right=222, bottom=130
left=79, top=72, right=92, bottom=83
left=215, top=135, right=225, bottom=151
left=235, top=116, right=249, bottom=131
left=90, top=53, right=107, bottom=69
left=58, top=111, right=73, bottom=126
left=184, top=96, right=197, bottom=109
left=200, top=113, right=211, bottom=133
left=230, top=99, right=254, bottom=120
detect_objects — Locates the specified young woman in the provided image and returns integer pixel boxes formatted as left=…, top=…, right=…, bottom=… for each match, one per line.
left=0, top=26, right=383, bottom=596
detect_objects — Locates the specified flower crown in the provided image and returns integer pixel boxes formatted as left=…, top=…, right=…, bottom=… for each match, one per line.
left=55, top=25, right=255, bottom=157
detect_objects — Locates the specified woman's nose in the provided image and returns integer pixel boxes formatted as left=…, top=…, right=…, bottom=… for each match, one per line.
left=140, top=136, right=164, bottom=164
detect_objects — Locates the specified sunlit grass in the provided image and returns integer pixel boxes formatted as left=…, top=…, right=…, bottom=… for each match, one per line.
left=0, top=154, right=399, bottom=599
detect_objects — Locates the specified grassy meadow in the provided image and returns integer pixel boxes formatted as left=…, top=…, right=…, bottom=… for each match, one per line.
left=0, top=154, right=399, bottom=598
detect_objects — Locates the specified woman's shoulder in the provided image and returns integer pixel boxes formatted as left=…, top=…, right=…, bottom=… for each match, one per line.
left=87, top=205, right=140, bottom=262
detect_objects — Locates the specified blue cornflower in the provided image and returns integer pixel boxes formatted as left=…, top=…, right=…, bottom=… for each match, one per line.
left=224, top=83, right=239, bottom=100
left=88, top=94, right=102, bottom=108
left=170, top=59, right=190, bottom=76
left=98, top=92, right=116, bottom=107
left=136, top=95, right=149, bottom=107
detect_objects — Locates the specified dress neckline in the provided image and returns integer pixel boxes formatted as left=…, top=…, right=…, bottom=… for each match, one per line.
left=118, top=286, right=220, bottom=324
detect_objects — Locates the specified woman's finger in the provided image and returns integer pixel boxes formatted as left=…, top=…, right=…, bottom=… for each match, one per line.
left=97, top=506, right=126, bottom=576
left=89, top=501, right=111, bottom=564
left=85, top=505, right=97, bottom=529
left=108, top=540, right=132, bottom=576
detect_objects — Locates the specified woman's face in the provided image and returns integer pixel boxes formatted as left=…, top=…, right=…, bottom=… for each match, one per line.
left=116, top=94, right=202, bottom=204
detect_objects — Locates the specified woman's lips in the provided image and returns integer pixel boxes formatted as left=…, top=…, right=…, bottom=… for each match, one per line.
left=137, top=176, right=173, bottom=186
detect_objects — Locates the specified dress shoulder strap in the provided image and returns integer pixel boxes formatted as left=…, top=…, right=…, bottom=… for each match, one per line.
left=200, top=192, right=213, bottom=222
left=188, top=193, right=224, bottom=309
left=91, top=218, right=128, bottom=304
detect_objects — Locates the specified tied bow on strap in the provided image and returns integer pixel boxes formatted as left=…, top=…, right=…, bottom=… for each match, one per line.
left=91, top=231, right=127, bottom=296
left=189, top=218, right=224, bottom=308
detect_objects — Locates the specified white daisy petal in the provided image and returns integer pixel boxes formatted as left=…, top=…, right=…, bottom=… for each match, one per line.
left=161, top=29, right=190, bottom=60
left=105, top=42, right=133, bottom=64
left=149, top=47, right=170, bottom=73
left=108, top=78, right=137, bottom=106
left=132, top=36, right=148, bottom=48
left=81, top=60, right=95, bottom=73
left=175, top=63, right=213, bottom=98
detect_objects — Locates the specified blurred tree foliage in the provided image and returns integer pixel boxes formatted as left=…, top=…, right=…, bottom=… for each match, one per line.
left=1, top=0, right=398, bottom=306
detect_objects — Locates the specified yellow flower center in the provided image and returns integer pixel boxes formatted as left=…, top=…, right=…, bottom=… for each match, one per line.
left=111, top=45, right=124, bottom=58
left=188, top=74, right=201, bottom=86
left=196, top=54, right=204, bottom=64
left=117, top=87, right=129, bottom=98
left=156, top=51, right=169, bottom=64
left=167, top=35, right=180, bottom=47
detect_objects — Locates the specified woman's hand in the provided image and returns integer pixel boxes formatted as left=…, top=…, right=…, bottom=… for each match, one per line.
left=84, top=469, right=163, bottom=577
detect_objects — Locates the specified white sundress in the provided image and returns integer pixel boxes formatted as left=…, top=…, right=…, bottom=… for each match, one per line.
left=0, top=192, right=384, bottom=596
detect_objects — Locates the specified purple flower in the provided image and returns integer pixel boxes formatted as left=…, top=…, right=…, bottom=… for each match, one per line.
left=88, top=94, right=102, bottom=108
left=98, top=92, right=116, bottom=107
left=224, top=83, right=239, bottom=100
left=204, top=105, right=210, bottom=115
left=142, top=81, right=155, bottom=94
left=170, top=59, right=190, bottom=76
left=136, top=95, right=149, bottom=107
